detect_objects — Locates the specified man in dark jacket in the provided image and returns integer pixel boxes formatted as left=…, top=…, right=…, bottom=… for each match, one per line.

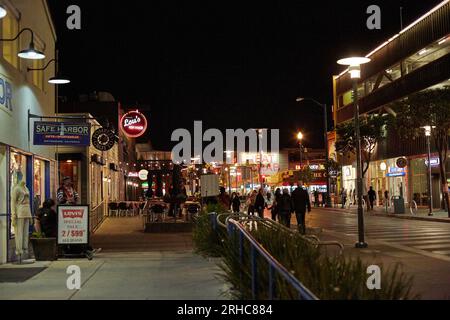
left=279, top=189, right=293, bottom=228
left=254, top=188, right=266, bottom=217
left=291, top=185, right=311, bottom=234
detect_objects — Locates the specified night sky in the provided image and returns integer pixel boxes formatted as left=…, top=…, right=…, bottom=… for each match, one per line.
left=48, top=0, right=441, bottom=150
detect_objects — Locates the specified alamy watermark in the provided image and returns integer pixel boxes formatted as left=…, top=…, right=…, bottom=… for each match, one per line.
left=171, top=121, right=279, bottom=164
left=66, top=265, right=81, bottom=290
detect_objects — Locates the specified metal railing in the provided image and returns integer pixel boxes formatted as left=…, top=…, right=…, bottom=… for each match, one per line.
left=224, top=217, right=318, bottom=300
left=208, top=212, right=344, bottom=300
left=216, top=212, right=344, bottom=254
left=91, top=201, right=105, bottom=233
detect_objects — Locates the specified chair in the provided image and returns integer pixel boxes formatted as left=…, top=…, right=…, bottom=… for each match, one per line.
left=151, top=204, right=165, bottom=222
left=138, top=202, right=145, bottom=216
left=108, top=202, right=119, bottom=217
left=127, top=203, right=135, bottom=216
left=118, top=202, right=128, bottom=217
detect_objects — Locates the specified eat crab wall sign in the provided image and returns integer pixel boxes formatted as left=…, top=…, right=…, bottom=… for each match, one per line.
left=120, top=110, right=148, bottom=138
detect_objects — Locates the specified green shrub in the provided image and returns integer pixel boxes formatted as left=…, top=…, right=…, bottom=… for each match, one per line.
left=216, top=222, right=419, bottom=300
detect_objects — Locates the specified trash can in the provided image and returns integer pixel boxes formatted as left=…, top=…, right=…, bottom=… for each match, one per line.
left=393, top=196, right=405, bottom=214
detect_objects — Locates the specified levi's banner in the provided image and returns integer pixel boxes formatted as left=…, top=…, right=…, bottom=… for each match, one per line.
left=34, top=121, right=91, bottom=146
left=57, top=205, right=89, bottom=244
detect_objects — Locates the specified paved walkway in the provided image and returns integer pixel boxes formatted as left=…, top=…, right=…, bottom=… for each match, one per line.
left=0, top=217, right=229, bottom=300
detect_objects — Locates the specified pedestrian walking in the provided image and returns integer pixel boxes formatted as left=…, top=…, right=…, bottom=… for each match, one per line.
left=313, top=190, right=319, bottom=207
left=292, top=185, right=311, bottom=234
left=384, top=190, right=389, bottom=206
left=231, top=192, right=240, bottom=213
left=254, top=188, right=266, bottom=217
left=247, top=190, right=257, bottom=215
left=340, top=188, right=347, bottom=209
left=368, top=186, right=376, bottom=210
left=279, top=189, right=293, bottom=228
left=270, top=188, right=282, bottom=221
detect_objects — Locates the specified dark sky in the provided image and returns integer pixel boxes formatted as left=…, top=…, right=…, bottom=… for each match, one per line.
left=48, top=0, right=441, bottom=150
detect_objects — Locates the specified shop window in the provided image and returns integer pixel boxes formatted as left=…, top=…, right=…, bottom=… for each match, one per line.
left=1, top=11, right=19, bottom=69
left=341, top=90, right=352, bottom=108
left=10, top=152, right=28, bottom=237
left=403, top=34, right=450, bottom=75
left=33, top=159, right=46, bottom=207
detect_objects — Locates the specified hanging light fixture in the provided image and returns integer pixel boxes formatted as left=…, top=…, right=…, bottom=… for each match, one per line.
left=0, top=28, right=45, bottom=60
left=28, top=58, right=70, bottom=85
left=0, top=5, right=7, bottom=19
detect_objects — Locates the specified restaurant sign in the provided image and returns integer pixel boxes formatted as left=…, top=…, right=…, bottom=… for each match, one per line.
left=120, top=110, right=148, bottom=138
left=34, top=122, right=91, bottom=146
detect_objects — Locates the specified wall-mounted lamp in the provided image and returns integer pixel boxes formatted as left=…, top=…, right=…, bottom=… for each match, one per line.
left=27, top=58, right=70, bottom=84
left=0, top=5, right=7, bottom=19
left=0, top=28, right=45, bottom=60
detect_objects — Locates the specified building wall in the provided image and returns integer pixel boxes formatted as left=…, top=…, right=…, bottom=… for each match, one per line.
left=0, top=0, right=56, bottom=264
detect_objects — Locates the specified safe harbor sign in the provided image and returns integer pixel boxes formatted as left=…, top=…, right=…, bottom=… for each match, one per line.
left=34, top=122, right=91, bottom=146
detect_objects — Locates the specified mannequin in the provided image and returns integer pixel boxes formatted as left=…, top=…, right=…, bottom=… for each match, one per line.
left=11, top=174, right=32, bottom=263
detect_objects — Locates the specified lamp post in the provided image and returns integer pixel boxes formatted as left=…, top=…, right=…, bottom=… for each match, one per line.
left=422, top=126, right=434, bottom=216
left=296, top=97, right=332, bottom=207
left=337, top=56, right=371, bottom=248
left=297, top=131, right=304, bottom=169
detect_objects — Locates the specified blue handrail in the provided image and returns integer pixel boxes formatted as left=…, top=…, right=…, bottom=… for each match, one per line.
left=223, top=215, right=319, bottom=300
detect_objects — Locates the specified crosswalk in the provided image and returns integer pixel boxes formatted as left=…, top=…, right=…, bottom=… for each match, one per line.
left=306, top=211, right=450, bottom=258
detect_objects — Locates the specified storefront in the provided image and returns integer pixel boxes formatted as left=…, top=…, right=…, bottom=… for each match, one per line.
left=409, top=155, right=448, bottom=209
left=55, top=114, right=121, bottom=233
left=367, top=158, right=409, bottom=207
left=0, top=1, right=57, bottom=262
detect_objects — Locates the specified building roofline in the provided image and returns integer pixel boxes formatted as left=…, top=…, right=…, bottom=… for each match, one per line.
left=336, top=0, right=449, bottom=79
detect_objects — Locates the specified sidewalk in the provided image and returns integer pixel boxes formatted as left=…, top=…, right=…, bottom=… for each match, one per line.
left=0, top=217, right=229, bottom=300
left=327, top=205, right=450, bottom=223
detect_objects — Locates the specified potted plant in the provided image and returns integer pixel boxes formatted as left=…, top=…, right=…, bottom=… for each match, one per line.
left=30, top=231, right=57, bottom=261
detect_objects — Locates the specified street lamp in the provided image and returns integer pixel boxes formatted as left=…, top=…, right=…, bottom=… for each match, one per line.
left=296, top=97, right=332, bottom=207
left=337, top=56, right=371, bottom=248
left=0, top=28, right=45, bottom=60
left=297, top=131, right=304, bottom=168
left=422, top=125, right=435, bottom=216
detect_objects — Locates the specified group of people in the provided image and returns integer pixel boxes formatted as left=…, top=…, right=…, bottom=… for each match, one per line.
left=340, top=186, right=389, bottom=211
left=222, top=185, right=312, bottom=234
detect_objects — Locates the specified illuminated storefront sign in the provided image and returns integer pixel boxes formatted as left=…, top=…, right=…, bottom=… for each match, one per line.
left=34, top=122, right=91, bottom=146
left=386, top=167, right=406, bottom=177
left=120, top=110, right=148, bottom=138
left=425, top=157, right=440, bottom=167
left=138, top=169, right=149, bottom=181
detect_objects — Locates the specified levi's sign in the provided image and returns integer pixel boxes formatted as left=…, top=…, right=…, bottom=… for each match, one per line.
left=34, top=122, right=91, bottom=146
left=57, top=205, right=89, bottom=245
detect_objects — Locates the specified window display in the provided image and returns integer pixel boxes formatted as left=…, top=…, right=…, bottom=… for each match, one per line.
left=34, top=159, right=46, bottom=208
left=10, top=152, right=28, bottom=237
